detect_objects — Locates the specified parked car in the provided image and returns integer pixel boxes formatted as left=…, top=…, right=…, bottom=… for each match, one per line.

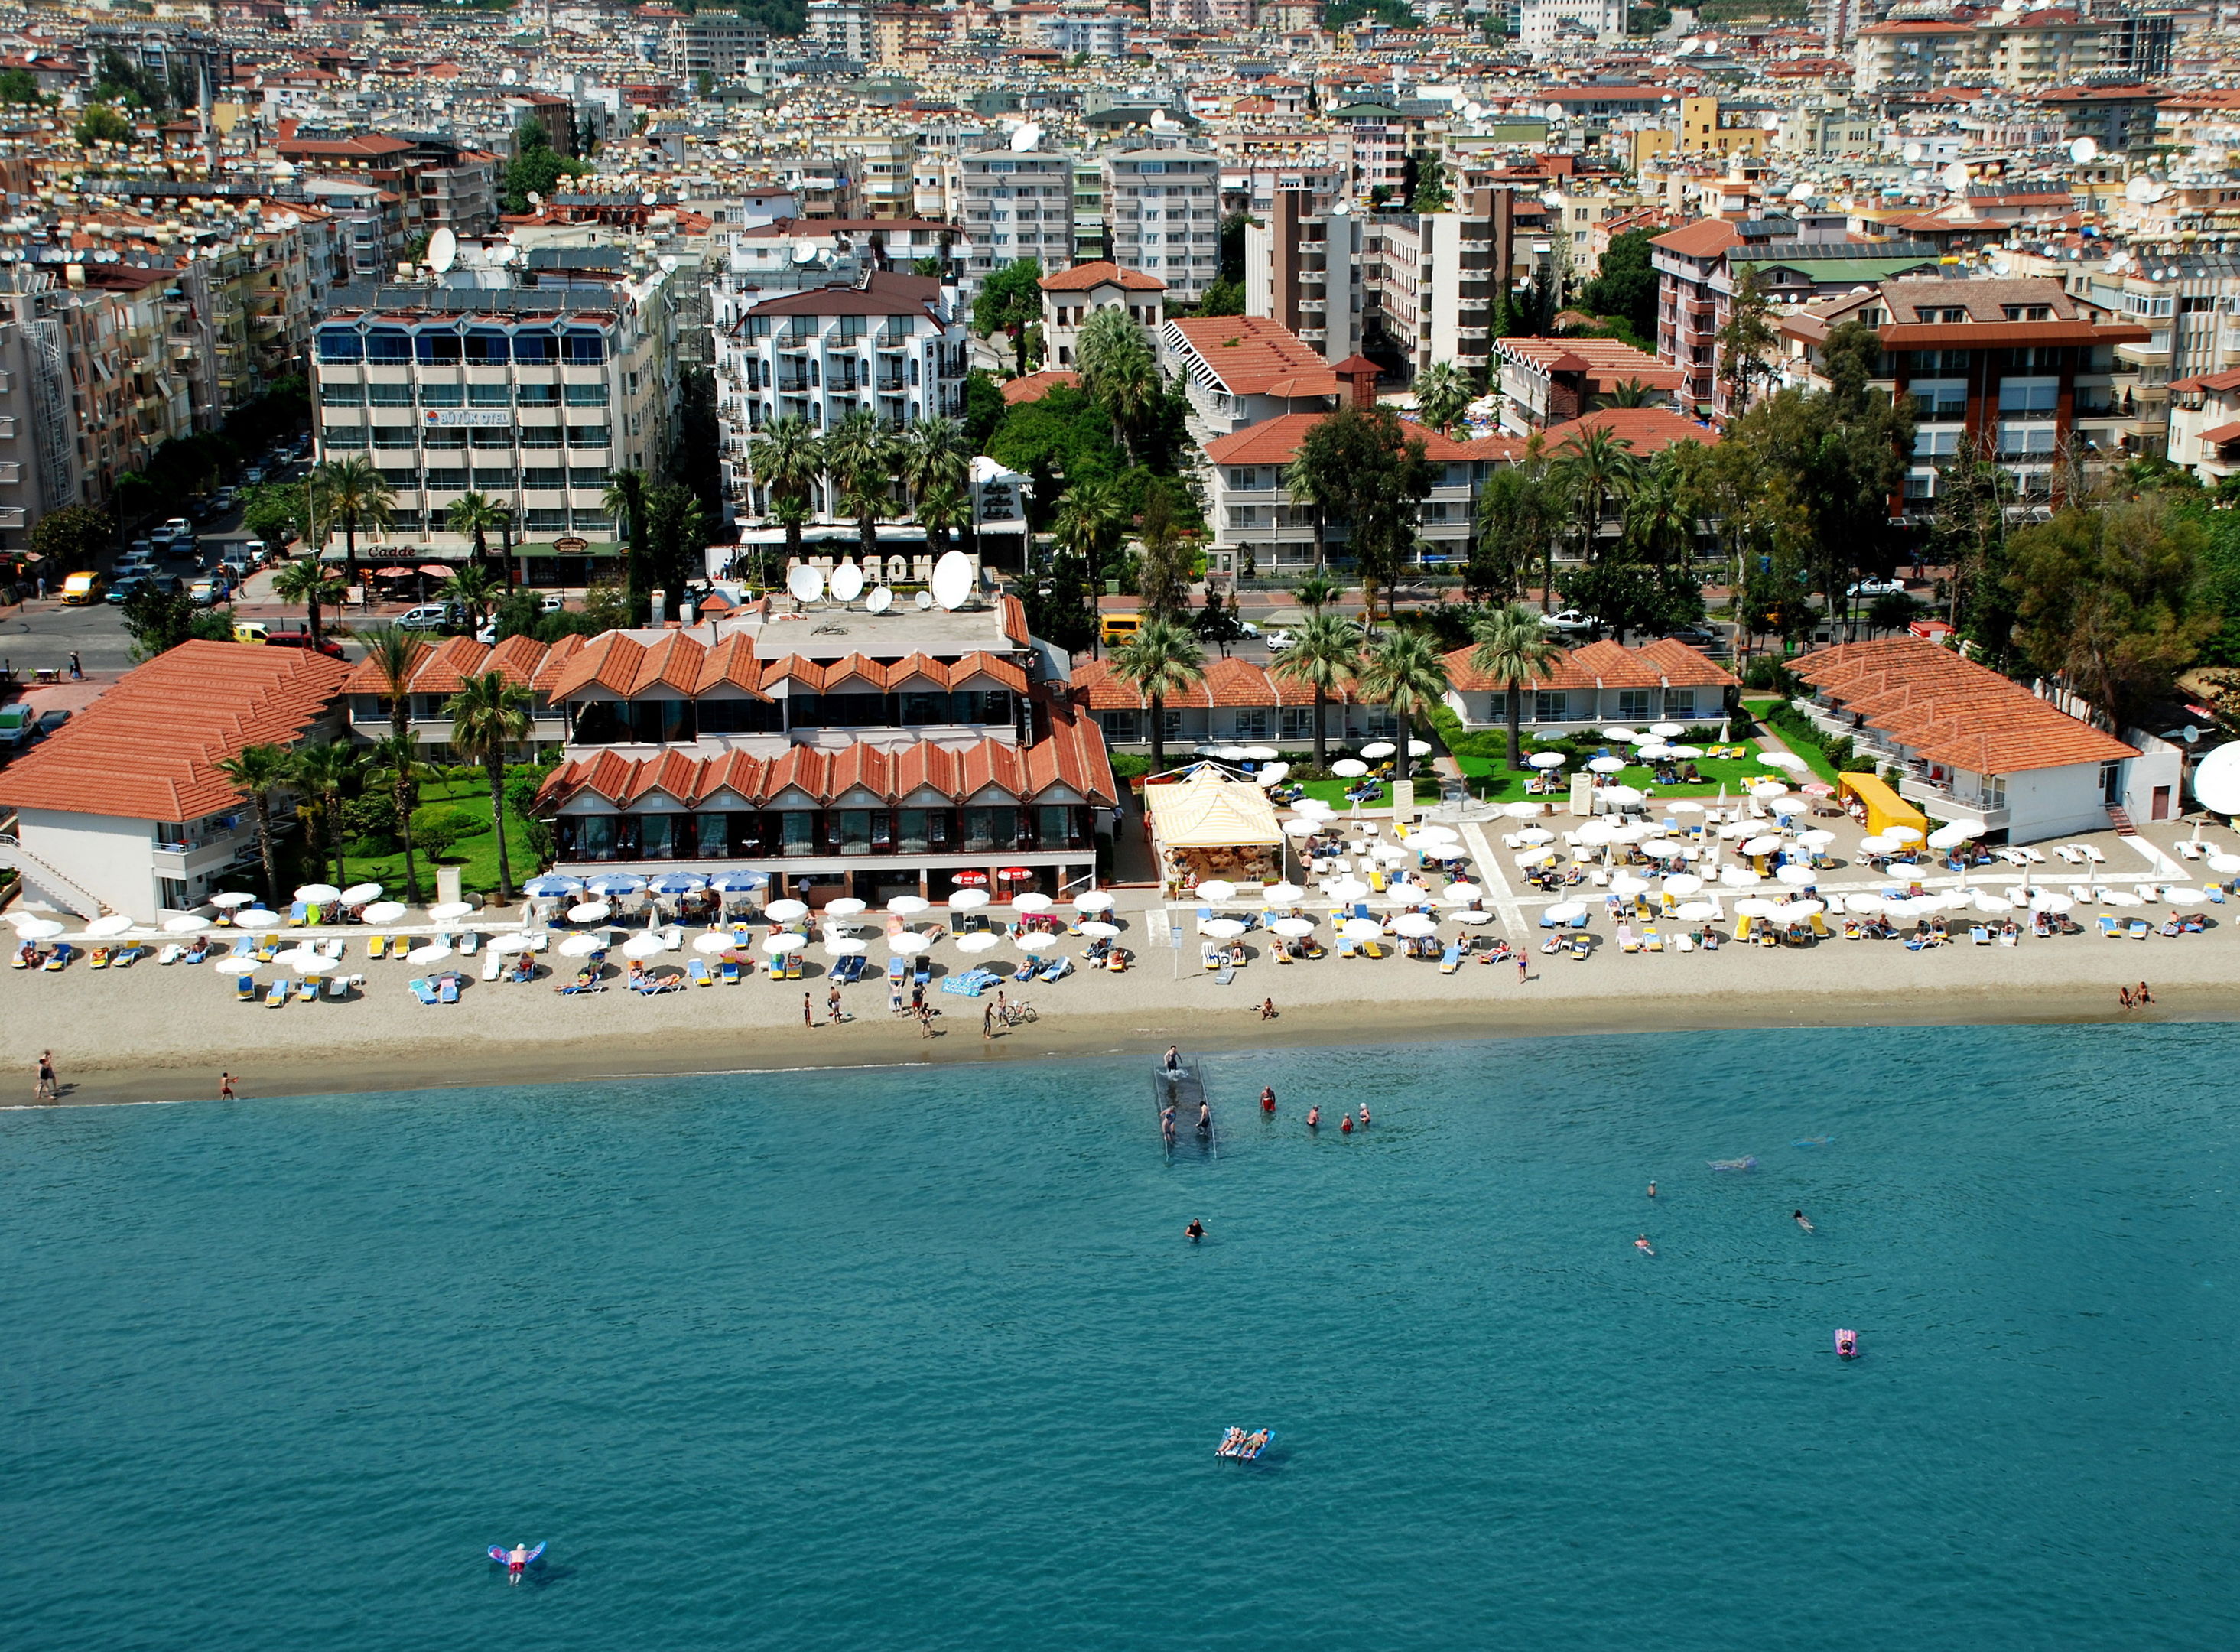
left=158, top=516, right=192, bottom=544
left=540, top=593, right=566, bottom=614
left=58, top=571, right=105, bottom=606
left=214, top=486, right=238, bottom=512
left=112, top=556, right=156, bottom=583
left=1539, top=608, right=1599, bottom=634
left=266, top=631, right=346, bottom=659
left=1263, top=629, right=1294, bottom=654
left=34, top=708, right=70, bottom=739
left=188, top=575, right=231, bottom=606
left=1663, top=625, right=1723, bottom=651
left=128, top=537, right=154, bottom=561
left=106, top=576, right=147, bottom=605
left=1848, top=577, right=1907, bottom=597
left=0, top=704, right=36, bottom=752
left=241, top=466, right=265, bottom=486
left=396, top=603, right=462, bottom=632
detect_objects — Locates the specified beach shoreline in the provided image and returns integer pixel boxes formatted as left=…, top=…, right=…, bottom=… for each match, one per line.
left=5, top=980, right=2219, bottom=1110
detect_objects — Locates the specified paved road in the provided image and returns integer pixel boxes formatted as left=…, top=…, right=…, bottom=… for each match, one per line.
left=0, top=599, right=136, bottom=679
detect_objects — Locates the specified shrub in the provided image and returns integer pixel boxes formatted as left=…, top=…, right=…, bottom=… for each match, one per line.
left=340, top=792, right=398, bottom=850
left=1742, top=655, right=1796, bottom=694
left=410, top=804, right=481, bottom=857
left=1109, top=752, right=1152, bottom=782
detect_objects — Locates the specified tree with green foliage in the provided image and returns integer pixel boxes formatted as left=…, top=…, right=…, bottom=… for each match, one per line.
left=308, top=457, right=394, bottom=587
left=1271, top=610, right=1363, bottom=768
left=1406, top=149, right=1452, bottom=215
left=824, top=410, right=897, bottom=563
left=900, top=415, right=971, bottom=518
left=213, top=743, right=294, bottom=906
left=1414, top=361, right=1472, bottom=437
left=972, top=258, right=1045, bottom=377
left=989, top=383, right=1125, bottom=506
left=1357, top=628, right=1447, bottom=776
left=1468, top=603, right=1563, bottom=769
left=446, top=491, right=512, bottom=577
left=31, top=504, right=109, bottom=571
left=1016, top=548, right=1097, bottom=656
left=271, top=557, right=343, bottom=649
left=963, top=369, right=1009, bottom=449
left=1285, top=405, right=1422, bottom=577
left=1135, top=480, right=1194, bottom=622
left=73, top=102, right=130, bottom=146
left=1110, top=617, right=1206, bottom=774
left=1547, top=423, right=1642, bottom=576
left=239, top=483, right=308, bottom=554
left=1193, top=587, right=1246, bottom=655
left=1218, top=212, right=1250, bottom=284
left=912, top=255, right=944, bottom=278
left=445, top=671, right=535, bottom=904
left=1578, top=229, right=1659, bottom=345
left=363, top=626, right=425, bottom=901
left=1468, top=450, right=1559, bottom=604
left=502, top=116, right=589, bottom=215
left=1193, top=278, right=1245, bottom=317
left=749, top=415, right=824, bottom=552
left=119, top=587, right=232, bottom=659
left=0, top=68, right=37, bottom=105
left=291, top=741, right=364, bottom=888
left=440, top=563, right=502, bottom=638
left=1716, top=265, right=1778, bottom=415
left=673, top=364, right=723, bottom=519
left=643, top=482, right=709, bottom=599
left=1075, top=305, right=1160, bottom=463
left=2004, top=491, right=2218, bottom=728
left=600, top=467, right=650, bottom=615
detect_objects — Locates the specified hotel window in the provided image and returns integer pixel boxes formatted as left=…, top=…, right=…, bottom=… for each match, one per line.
left=1364, top=709, right=1396, bottom=737
left=1234, top=707, right=1269, bottom=739
left=1162, top=708, right=1184, bottom=741
left=781, top=811, right=819, bottom=857
left=372, top=425, right=417, bottom=449
left=470, top=425, right=513, bottom=449
left=566, top=382, right=610, bottom=406
left=962, top=806, right=1017, bottom=851
left=517, top=382, right=561, bottom=406
left=1533, top=691, right=1567, bottom=724
left=579, top=815, right=616, bottom=860
left=1104, top=709, right=1141, bottom=744
left=1280, top=707, right=1313, bottom=740
left=1663, top=688, right=1696, bottom=720
left=368, top=382, right=415, bottom=407
left=834, top=809, right=873, bottom=854
left=419, top=382, right=464, bottom=408
left=1617, top=689, right=1653, bottom=721
left=696, top=813, right=730, bottom=857
left=639, top=813, right=678, bottom=860
left=1039, top=805, right=1072, bottom=847
left=321, top=382, right=364, bottom=406
left=470, top=382, right=512, bottom=408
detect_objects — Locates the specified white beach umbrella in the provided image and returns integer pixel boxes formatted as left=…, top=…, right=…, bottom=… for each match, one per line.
left=1638, top=743, right=1673, bottom=760
left=83, top=914, right=136, bottom=938
left=1202, top=917, right=1247, bottom=938
left=1528, top=752, right=1568, bottom=770
left=1295, top=799, right=1338, bottom=820
left=2207, top=853, right=2240, bottom=876
left=1074, top=890, right=1116, bottom=912
left=1717, top=819, right=1756, bottom=840
left=1972, top=890, right=2013, bottom=913
left=1758, top=751, right=1808, bottom=772
left=1393, top=912, right=1439, bottom=938
left=1361, top=740, right=1396, bottom=759
left=558, top=933, right=607, bottom=958
left=1438, top=883, right=1484, bottom=905
left=1748, top=780, right=1790, bottom=801
left=1409, top=740, right=1432, bottom=756
left=1455, top=909, right=1494, bottom=924
left=621, top=932, right=670, bottom=959
left=1639, top=838, right=1686, bottom=859
left=1775, top=863, right=1819, bottom=887
left=1239, top=746, right=1281, bottom=761
left=1370, top=844, right=1412, bottom=867
left=1331, top=759, right=1370, bottom=778
left=405, top=941, right=453, bottom=965
left=948, top=889, right=990, bottom=912
left=1604, top=785, right=1646, bottom=806
left=1283, top=818, right=1322, bottom=838
left=567, top=901, right=612, bottom=925
left=1734, top=897, right=1780, bottom=919
left=1650, top=722, right=1687, bottom=738
left=825, top=936, right=870, bottom=956
left=210, top=891, right=257, bottom=909
left=488, top=932, right=538, bottom=954
left=1514, top=847, right=1557, bottom=867
left=1270, top=917, right=1317, bottom=938
left=1588, top=756, right=1627, bottom=775
left=1261, top=882, right=1306, bottom=903
left=2030, top=893, right=2073, bottom=914
left=825, top=897, right=869, bottom=918
left=1743, top=834, right=1786, bottom=856
left=1339, top=917, right=1386, bottom=941
left=1515, top=826, right=1555, bottom=844
left=888, top=895, right=931, bottom=915
left=2103, top=890, right=2143, bottom=909
left=1798, top=828, right=1838, bottom=849
left=340, top=883, right=382, bottom=905
left=1719, top=865, right=1762, bottom=888
left=1543, top=901, right=1587, bottom=925
left=1195, top=879, right=1237, bottom=903
left=1780, top=899, right=1825, bottom=924
left=2164, top=886, right=2205, bottom=906
left=889, top=931, right=932, bottom=954
left=766, top=898, right=810, bottom=923
left=1610, top=873, right=1651, bottom=896
left=233, top=909, right=284, bottom=931
left=1857, top=834, right=1896, bottom=855
left=1012, top=892, right=1054, bottom=913
left=163, top=914, right=210, bottom=934
left=210, top=954, right=261, bottom=974
left=1575, top=820, right=1615, bottom=847
left=1676, top=901, right=1718, bottom=921
left=15, top=918, right=65, bottom=941
left=288, top=952, right=339, bottom=976
left=428, top=901, right=476, bottom=924
left=361, top=900, right=407, bottom=924
left=294, top=883, right=342, bottom=903
left=1845, top=893, right=1885, bottom=915
left=1079, top=919, right=1121, bottom=938
left=762, top=932, right=808, bottom=954
left=1669, top=746, right=1705, bottom=761
left=1601, top=727, right=1637, bottom=742
left=1884, top=824, right=1923, bottom=844
left=1926, top=820, right=1981, bottom=850
left=691, top=931, right=736, bottom=954
left=1663, top=873, right=1705, bottom=896
left=955, top=932, right=1001, bottom=954
left=1328, top=876, right=1372, bottom=901
left=1015, top=932, right=1058, bottom=952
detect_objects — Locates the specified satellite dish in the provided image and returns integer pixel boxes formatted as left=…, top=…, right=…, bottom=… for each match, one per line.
left=1902, top=141, right=1923, bottom=164
left=866, top=585, right=893, bottom=614
left=427, top=227, right=457, bottom=275
left=931, top=551, right=974, bottom=611
left=2190, top=740, right=2240, bottom=816
left=492, top=242, right=516, bottom=266
left=2126, top=175, right=2155, bottom=203
left=786, top=564, right=826, bottom=603
left=642, top=191, right=658, bottom=207
left=1940, top=161, right=1970, bottom=193
left=829, top=561, right=865, bottom=603
left=915, top=590, right=935, bottom=610
left=1009, top=122, right=1042, bottom=153
left=2070, top=135, right=2099, bottom=164
left=1329, top=200, right=1349, bottom=216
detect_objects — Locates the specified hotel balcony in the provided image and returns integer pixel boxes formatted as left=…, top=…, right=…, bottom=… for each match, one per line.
left=1898, top=772, right=2010, bottom=831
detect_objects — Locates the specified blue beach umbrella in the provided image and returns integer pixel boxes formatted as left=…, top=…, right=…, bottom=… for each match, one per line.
left=523, top=874, right=584, bottom=899
left=586, top=873, right=648, bottom=898
left=647, top=872, right=708, bottom=896
left=709, top=870, right=769, bottom=894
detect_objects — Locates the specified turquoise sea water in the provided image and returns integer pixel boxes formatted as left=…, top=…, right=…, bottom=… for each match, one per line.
left=5, top=1024, right=2239, bottom=1650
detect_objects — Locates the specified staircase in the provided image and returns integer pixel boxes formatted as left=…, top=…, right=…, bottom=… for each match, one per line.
left=2105, top=805, right=2138, bottom=837
left=0, top=833, right=109, bottom=919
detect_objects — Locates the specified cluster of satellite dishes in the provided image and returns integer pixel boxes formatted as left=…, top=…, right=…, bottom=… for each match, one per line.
left=785, top=549, right=977, bottom=617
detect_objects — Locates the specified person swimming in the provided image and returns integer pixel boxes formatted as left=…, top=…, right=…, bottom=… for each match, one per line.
left=1647, top=1181, right=1657, bottom=1198
left=1357, top=1104, right=1370, bottom=1127
left=1793, top=1209, right=1815, bottom=1232
left=1163, top=1045, right=1182, bottom=1073
left=1186, top=1219, right=1205, bottom=1242
left=1306, top=1105, right=1321, bottom=1130
left=1161, top=1104, right=1176, bottom=1146
left=1260, top=1086, right=1276, bottom=1114
left=1340, top=1113, right=1354, bottom=1133
left=1635, top=1234, right=1656, bottom=1257
left=1196, top=1100, right=1211, bottom=1136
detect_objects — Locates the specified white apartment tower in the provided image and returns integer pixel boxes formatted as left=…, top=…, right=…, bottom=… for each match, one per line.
left=1100, top=148, right=1221, bottom=304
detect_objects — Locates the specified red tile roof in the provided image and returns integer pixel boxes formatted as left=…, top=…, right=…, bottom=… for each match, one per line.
left=1497, top=336, right=1684, bottom=391
left=1542, top=408, right=1721, bottom=456
left=0, top=641, right=349, bottom=821
left=1166, top=316, right=1340, bottom=398
left=1650, top=217, right=1744, bottom=259
left=1203, top=411, right=1512, bottom=467
left=1442, top=638, right=1736, bottom=693
left=1040, top=259, right=1165, bottom=292
left=1793, top=637, right=2136, bottom=775
left=1001, top=369, right=1081, bottom=405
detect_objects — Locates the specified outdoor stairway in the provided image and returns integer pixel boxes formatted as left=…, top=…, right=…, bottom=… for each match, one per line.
left=0, top=832, right=109, bottom=919
left=2105, top=805, right=2137, bottom=837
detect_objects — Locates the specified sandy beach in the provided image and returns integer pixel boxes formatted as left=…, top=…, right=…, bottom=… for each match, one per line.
left=6, top=805, right=2236, bottom=1107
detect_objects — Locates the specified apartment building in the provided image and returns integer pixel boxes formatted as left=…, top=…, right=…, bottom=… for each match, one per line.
left=1492, top=338, right=1679, bottom=435
left=1775, top=278, right=2144, bottom=509
left=1364, top=188, right=1518, bottom=386
left=312, top=278, right=680, bottom=587
left=1159, top=314, right=1374, bottom=443
left=1518, top=0, right=1625, bottom=47
left=1244, top=192, right=1365, bottom=366
left=1102, top=148, right=1221, bottom=305
left=957, top=150, right=1074, bottom=294
left=1851, top=19, right=1990, bottom=93
left=805, top=0, right=875, bottom=60
left=1039, top=262, right=1164, bottom=369
left=2168, top=367, right=2240, bottom=483
left=676, top=11, right=770, bottom=82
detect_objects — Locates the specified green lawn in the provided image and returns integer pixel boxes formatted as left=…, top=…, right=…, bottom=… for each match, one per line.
left=342, top=777, right=544, bottom=900
left=1448, top=749, right=1784, bottom=799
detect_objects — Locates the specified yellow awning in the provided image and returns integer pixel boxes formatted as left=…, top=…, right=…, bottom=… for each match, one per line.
left=1838, top=771, right=1928, bottom=839
left=1143, top=768, right=1283, bottom=848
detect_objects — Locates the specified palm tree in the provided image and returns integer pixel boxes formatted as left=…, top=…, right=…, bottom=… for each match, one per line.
left=1076, top=306, right=1159, bottom=462
left=601, top=467, right=649, bottom=613
left=308, top=457, right=395, bottom=589
left=365, top=730, right=428, bottom=905
left=444, top=669, right=533, bottom=905
left=1356, top=628, right=1448, bottom=784
left=1414, top=361, right=1471, bottom=437
left=916, top=482, right=967, bottom=558
left=291, top=740, right=363, bottom=886
left=824, top=410, right=896, bottom=564
left=1468, top=603, right=1562, bottom=770
left=1604, top=378, right=1656, bottom=409
left=836, top=479, right=889, bottom=562
left=1270, top=610, right=1363, bottom=769
left=752, top=414, right=825, bottom=523
left=1292, top=571, right=1344, bottom=615
left=1109, top=617, right=1205, bottom=775
left=899, top=415, right=970, bottom=515
left=213, top=742, right=294, bottom=907
left=1547, top=423, right=1641, bottom=588
left=446, top=492, right=512, bottom=581
left=766, top=493, right=811, bottom=583
left=269, top=556, right=341, bottom=648
left=1283, top=447, right=1335, bottom=571
left=440, top=562, right=500, bottom=638
left=363, top=626, right=426, bottom=903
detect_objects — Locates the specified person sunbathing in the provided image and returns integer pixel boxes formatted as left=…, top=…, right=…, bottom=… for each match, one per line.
left=1240, top=1429, right=1270, bottom=1456
left=1218, top=1427, right=1245, bottom=1455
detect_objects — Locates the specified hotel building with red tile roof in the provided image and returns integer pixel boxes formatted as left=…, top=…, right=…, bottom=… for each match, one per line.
left=1791, top=637, right=2178, bottom=841
left=1442, top=638, right=1739, bottom=736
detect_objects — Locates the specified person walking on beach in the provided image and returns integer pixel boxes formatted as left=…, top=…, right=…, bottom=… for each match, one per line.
left=1516, top=954, right=1529, bottom=984
left=890, top=975, right=903, bottom=1016
left=219, top=1072, right=237, bottom=1101
left=827, top=984, right=844, bottom=1024
left=803, top=991, right=815, bottom=1029
left=34, top=1049, right=55, bottom=1101
left=917, top=1003, right=936, bottom=1038
left=911, top=980, right=925, bottom=1013
left=982, top=1000, right=995, bottom=1039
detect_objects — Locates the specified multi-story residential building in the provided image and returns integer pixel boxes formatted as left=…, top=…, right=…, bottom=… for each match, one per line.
left=1039, top=262, right=1164, bottom=369
left=1037, top=8, right=1133, bottom=56
left=1244, top=192, right=1365, bottom=366
left=1159, top=314, right=1374, bottom=444
left=2103, top=10, right=2176, bottom=80
left=1518, top=0, right=1625, bottom=47
left=82, top=24, right=233, bottom=106
left=829, top=135, right=918, bottom=220
left=1364, top=188, right=1518, bottom=386
left=1101, top=148, right=1221, bottom=305
left=311, top=276, right=681, bottom=588
left=677, top=12, right=769, bottom=83
left=1074, top=649, right=1399, bottom=754
left=714, top=218, right=969, bottom=315
left=274, top=132, right=500, bottom=241
left=1329, top=102, right=1406, bottom=201
left=1071, top=161, right=1106, bottom=262
left=957, top=150, right=1074, bottom=294
left=1851, top=18, right=1990, bottom=93
left=805, top=0, right=874, bottom=61
left=0, top=268, right=82, bottom=543
left=1775, top=278, right=2144, bottom=509
left=1982, top=8, right=2102, bottom=89
left=2167, top=367, right=2240, bottom=483
left=1492, top=338, right=1679, bottom=435
left=1776, top=103, right=1881, bottom=158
